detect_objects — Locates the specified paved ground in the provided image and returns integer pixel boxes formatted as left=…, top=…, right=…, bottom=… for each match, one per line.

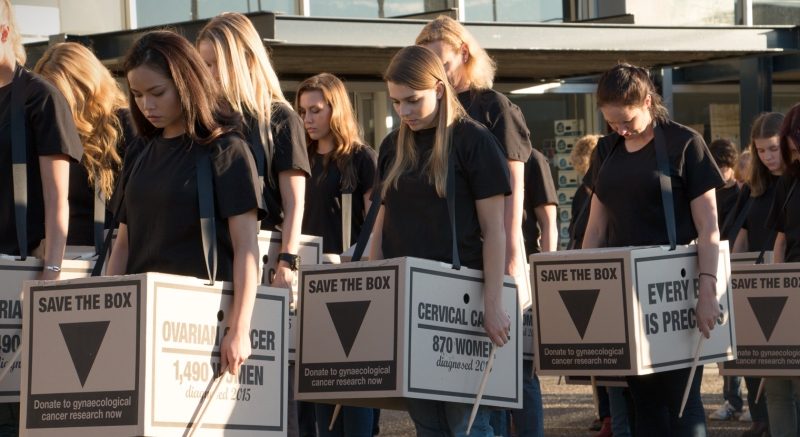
left=375, top=369, right=753, bottom=436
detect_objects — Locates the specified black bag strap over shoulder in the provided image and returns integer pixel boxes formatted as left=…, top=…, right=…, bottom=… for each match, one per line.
left=352, top=142, right=461, bottom=270
left=654, top=124, right=677, bottom=250
left=756, top=179, right=797, bottom=264
left=196, top=147, right=218, bottom=285
left=722, top=185, right=753, bottom=247
left=10, top=65, right=28, bottom=260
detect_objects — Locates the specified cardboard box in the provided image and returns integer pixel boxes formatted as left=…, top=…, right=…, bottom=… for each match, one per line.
left=553, top=153, right=573, bottom=171
left=557, top=170, right=579, bottom=188
left=0, top=258, right=94, bottom=403
left=564, top=375, right=628, bottom=387
left=558, top=221, right=571, bottom=240
left=258, top=231, right=322, bottom=363
left=20, top=273, right=288, bottom=436
left=553, top=119, right=583, bottom=136
left=730, top=252, right=773, bottom=265
left=557, top=187, right=577, bottom=205
left=555, top=136, right=577, bottom=154
left=558, top=206, right=572, bottom=223
left=719, top=262, right=800, bottom=377
left=295, top=257, right=522, bottom=409
left=530, top=244, right=735, bottom=376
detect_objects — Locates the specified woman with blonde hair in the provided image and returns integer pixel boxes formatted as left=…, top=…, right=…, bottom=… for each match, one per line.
left=296, top=73, right=377, bottom=436
left=197, top=12, right=310, bottom=290
left=416, top=15, right=543, bottom=436
left=34, top=42, right=132, bottom=249
left=370, top=45, right=510, bottom=436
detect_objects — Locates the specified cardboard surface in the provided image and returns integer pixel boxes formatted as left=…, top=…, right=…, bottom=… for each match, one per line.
left=719, top=262, right=800, bottom=377
left=554, top=153, right=574, bottom=171
left=555, top=136, right=577, bottom=153
left=21, top=273, right=288, bottom=436
left=554, top=119, right=583, bottom=136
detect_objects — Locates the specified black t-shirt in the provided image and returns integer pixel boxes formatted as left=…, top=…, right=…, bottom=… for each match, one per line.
left=569, top=184, right=592, bottom=249
left=715, top=183, right=739, bottom=238
left=377, top=118, right=511, bottom=270
left=725, top=177, right=778, bottom=251
left=767, top=174, right=800, bottom=262
left=244, top=103, right=311, bottom=230
left=67, top=109, right=136, bottom=246
left=584, top=120, right=723, bottom=247
left=0, top=66, right=83, bottom=255
left=458, top=88, right=533, bottom=162
left=521, top=148, right=557, bottom=255
left=117, top=133, right=264, bottom=282
left=302, top=145, right=377, bottom=254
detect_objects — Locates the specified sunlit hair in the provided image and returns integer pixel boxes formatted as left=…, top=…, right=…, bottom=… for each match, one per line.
left=734, top=151, right=751, bottom=186
left=0, top=0, right=25, bottom=65
left=570, top=134, right=601, bottom=178
left=197, top=12, right=286, bottom=186
left=295, top=73, right=365, bottom=192
left=382, top=45, right=465, bottom=198
left=596, top=63, right=669, bottom=123
left=778, top=103, right=800, bottom=178
left=123, top=30, right=240, bottom=145
left=415, top=15, right=496, bottom=90
left=747, top=112, right=784, bottom=196
left=34, top=43, right=125, bottom=199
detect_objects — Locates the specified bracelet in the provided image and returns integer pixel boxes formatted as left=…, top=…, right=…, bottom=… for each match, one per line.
left=698, top=272, right=717, bottom=282
left=44, top=265, right=61, bottom=273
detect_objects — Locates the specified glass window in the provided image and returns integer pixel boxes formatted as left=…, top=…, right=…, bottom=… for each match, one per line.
left=197, top=0, right=295, bottom=18
left=753, top=0, right=800, bottom=25
left=465, top=0, right=562, bottom=22
left=309, top=0, right=448, bottom=18
left=136, top=0, right=192, bottom=27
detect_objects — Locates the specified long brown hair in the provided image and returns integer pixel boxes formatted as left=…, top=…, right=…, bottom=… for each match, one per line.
left=34, top=43, right=125, bottom=198
left=123, top=30, right=240, bottom=144
left=382, top=46, right=464, bottom=198
left=0, top=0, right=25, bottom=65
left=779, top=103, right=800, bottom=178
left=748, top=112, right=784, bottom=196
left=596, top=63, right=670, bottom=123
left=295, top=73, right=365, bottom=192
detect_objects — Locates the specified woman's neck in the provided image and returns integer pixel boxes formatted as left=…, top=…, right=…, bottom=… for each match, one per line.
left=623, top=122, right=655, bottom=152
left=316, top=136, right=335, bottom=154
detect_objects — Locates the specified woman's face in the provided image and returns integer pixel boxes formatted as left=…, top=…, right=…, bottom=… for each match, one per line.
left=754, top=136, right=783, bottom=174
left=387, top=81, right=442, bottom=131
left=600, top=96, right=653, bottom=140
left=127, top=64, right=184, bottom=138
left=422, top=40, right=467, bottom=90
left=297, top=90, right=333, bottom=143
left=197, top=39, right=219, bottom=81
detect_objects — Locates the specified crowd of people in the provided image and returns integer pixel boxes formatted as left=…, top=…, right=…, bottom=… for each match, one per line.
left=2, top=0, right=799, bottom=435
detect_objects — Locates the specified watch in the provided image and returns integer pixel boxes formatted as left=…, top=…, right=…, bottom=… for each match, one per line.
left=278, top=253, right=301, bottom=271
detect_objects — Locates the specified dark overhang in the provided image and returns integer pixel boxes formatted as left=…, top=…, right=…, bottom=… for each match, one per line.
left=24, top=11, right=800, bottom=83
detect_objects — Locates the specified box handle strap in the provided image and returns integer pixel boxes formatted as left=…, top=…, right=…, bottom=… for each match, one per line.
left=11, top=64, right=28, bottom=260
left=341, top=192, right=352, bottom=253
left=654, top=124, right=677, bottom=250
left=196, top=147, right=218, bottom=285
left=756, top=179, right=796, bottom=264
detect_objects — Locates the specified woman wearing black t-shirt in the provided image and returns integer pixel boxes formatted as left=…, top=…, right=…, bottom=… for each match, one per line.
left=106, top=31, right=264, bottom=377
left=369, top=45, right=510, bottom=437
left=765, top=104, right=800, bottom=437
left=34, top=42, right=132, bottom=249
left=295, top=73, right=377, bottom=436
left=582, top=64, right=723, bottom=436
left=197, top=13, right=310, bottom=290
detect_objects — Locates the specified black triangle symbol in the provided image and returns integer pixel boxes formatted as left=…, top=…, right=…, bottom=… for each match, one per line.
left=59, top=321, right=110, bottom=387
left=748, top=296, right=788, bottom=342
left=559, top=289, right=600, bottom=340
left=326, top=301, right=371, bottom=357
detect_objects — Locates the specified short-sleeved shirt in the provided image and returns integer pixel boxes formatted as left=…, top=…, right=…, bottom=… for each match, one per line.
left=715, top=183, right=740, bottom=238
left=67, top=109, right=136, bottom=246
left=725, top=177, right=778, bottom=251
left=244, top=103, right=311, bottom=230
left=521, top=148, right=558, bottom=255
left=117, top=133, right=264, bottom=282
left=767, top=173, right=800, bottom=262
left=302, top=145, right=377, bottom=254
left=458, top=89, right=533, bottom=163
left=377, top=118, right=511, bottom=270
left=0, top=66, right=83, bottom=255
left=584, top=120, right=723, bottom=247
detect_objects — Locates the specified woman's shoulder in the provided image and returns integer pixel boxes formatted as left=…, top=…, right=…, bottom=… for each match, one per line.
left=660, top=119, right=704, bottom=144
left=469, top=88, right=513, bottom=109
left=270, top=101, right=300, bottom=123
left=352, top=143, right=378, bottom=161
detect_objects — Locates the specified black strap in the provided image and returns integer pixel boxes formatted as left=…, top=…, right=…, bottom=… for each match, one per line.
left=654, top=125, right=677, bottom=250
left=91, top=226, right=115, bottom=277
left=10, top=65, right=28, bottom=260
left=756, top=179, right=797, bottom=264
left=351, top=191, right=380, bottom=262
left=196, top=147, right=218, bottom=285
left=723, top=192, right=753, bottom=246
